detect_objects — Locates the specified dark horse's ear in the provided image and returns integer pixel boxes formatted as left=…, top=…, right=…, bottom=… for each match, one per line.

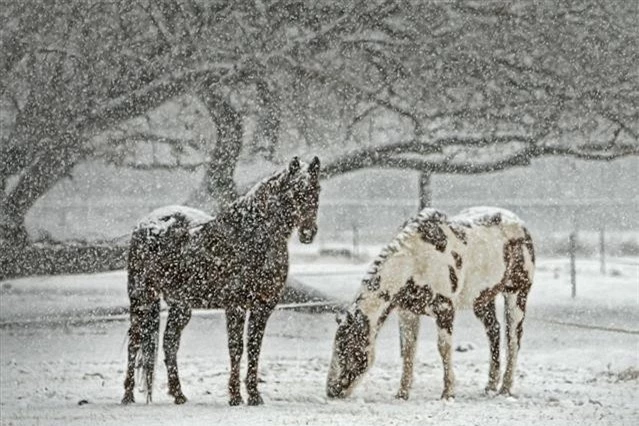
left=309, top=156, right=320, bottom=176
left=288, top=156, right=301, bottom=175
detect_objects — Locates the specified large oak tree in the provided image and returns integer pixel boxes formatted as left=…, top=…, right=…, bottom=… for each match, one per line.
left=2, top=0, right=637, bottom=247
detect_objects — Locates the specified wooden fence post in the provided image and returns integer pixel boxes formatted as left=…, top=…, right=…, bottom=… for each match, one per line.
left=599, top=226, right=606, bottom=275
left=419, top=172, right=431, bottom=210
left=569, top=231, right=577, bottom=298
left=352, top=223, right=359, bottom=259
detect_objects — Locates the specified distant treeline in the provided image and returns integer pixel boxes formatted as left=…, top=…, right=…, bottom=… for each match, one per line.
left=1, top=242, right=127, bottom=280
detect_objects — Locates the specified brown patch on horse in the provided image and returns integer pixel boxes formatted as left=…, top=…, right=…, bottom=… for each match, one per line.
left=448, top=266, right=458, bottom=292
left=473, top=295, right=500, bottom=373
left=335, top=309, right=371, bottom=386
left=451, top=251, right=462, bottom=269
left=449, top=225, right=468, bottom=245
left=394, top=277, right=434, bottom=315
left=365, top=275, right=381, bottom=292
left=477, top=212, right=502, bottom=227
left=473, top=287, right=502, bottom=314
left=378, top=290, right=391, bottom=302
left=432, top=294, right=454, bottom=334
left=523, top=227, right=535, bottom=264
left=377, top=304, right=394, bottom=328
left=417, top=220, right=447, bottom=252
left=502, top=238, right=533, bottom=294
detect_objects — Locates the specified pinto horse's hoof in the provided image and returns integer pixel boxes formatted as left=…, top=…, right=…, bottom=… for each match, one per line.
left=247, top=393, right=264, bottom=406
left=395, top=390, right=410, bottom=400
left=229, top=395, right=244, bottom=406
left=440, top=392, right=455, bottom=402
left=484, top=385, right=499, bottom=396
left=121, top=393, right=135, bottom=405
left=498, top=387, right=514, bottom=398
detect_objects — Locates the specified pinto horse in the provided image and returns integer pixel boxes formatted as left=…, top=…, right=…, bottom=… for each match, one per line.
left=327, top=207, right=535, bottom=400
left=122, top=156, right=321, bottom=406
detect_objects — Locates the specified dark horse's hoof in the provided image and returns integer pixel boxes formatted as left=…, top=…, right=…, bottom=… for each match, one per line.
left=173, top=393, right=188, bottom=405
left=121, top=393, right=135, bottom=405
left=247, top=394, right=264, bottom=406
left=229, top=395, right=244, bottom=406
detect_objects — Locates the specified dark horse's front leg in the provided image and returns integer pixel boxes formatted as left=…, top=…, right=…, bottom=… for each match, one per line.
left=225, top=306, right=246, bottom=406
left=245, top=304, right=274, bottom=406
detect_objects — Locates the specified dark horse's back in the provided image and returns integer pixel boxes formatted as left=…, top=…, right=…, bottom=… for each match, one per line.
left=127, top=206, right=212, bottom=303
left=127, top=204, right=290, bottom=309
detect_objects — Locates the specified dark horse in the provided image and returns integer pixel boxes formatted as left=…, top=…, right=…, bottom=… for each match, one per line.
left=121, top=156, right=321, bottom=406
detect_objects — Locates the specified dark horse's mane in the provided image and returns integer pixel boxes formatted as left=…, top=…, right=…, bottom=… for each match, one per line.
left=199, top=168, right=301, bottom=244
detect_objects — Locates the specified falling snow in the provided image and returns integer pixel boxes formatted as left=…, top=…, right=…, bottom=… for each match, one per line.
left=1, top=1, right=638, bottom=425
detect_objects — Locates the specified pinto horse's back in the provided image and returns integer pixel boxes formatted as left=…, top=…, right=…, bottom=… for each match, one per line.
left=448, top=207, right=534, bottom=309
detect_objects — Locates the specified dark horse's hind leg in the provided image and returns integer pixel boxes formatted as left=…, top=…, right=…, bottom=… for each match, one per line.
left=122, top=305, right=143, bottom=404
left=163, top=303, right=192, bottom=404
left=225, top=306, right=246, bottom=406
left=246, top=305, right=274, bottom=406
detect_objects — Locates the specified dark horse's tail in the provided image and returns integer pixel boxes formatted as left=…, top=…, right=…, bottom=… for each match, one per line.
left=122, top=231, right=161, bottom=404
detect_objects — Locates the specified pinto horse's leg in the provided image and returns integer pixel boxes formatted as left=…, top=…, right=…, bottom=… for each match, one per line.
left=433, top=296, right=455, bottom=400
left=163, top=303, right=192, bottom=404
left=501, top=288, right=529, bottom=396
left=245, top=305, right=274, bottom=406
left=396, top=310, right=420, bottom=400
left=225, top=306, right=246, bottom=406
left=473, top=297, right=500, bottom=394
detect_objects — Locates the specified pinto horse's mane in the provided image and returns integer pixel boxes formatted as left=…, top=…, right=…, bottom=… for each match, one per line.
left=359, top=208, right=447, bottom=293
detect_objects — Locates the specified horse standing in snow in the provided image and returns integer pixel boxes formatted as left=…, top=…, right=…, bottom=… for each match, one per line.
left=326, top=207, right=535, bottom=400
left=121, top=156, right=321, bottom=406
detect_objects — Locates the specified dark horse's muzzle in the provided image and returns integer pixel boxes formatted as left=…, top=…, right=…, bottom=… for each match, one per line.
left=298, top=224, right=317, bottom=244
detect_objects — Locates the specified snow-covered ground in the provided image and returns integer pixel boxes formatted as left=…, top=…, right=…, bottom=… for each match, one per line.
left=1, top=256, right=637, bottom=425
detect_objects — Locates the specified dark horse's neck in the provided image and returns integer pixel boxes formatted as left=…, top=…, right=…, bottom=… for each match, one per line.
left=203, top=172, right=297, bottom=244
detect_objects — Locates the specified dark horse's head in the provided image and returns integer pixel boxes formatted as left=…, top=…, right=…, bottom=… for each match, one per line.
left=250, top=156, right=320, bottom=244
left=285, top=156, right=321, bottom=244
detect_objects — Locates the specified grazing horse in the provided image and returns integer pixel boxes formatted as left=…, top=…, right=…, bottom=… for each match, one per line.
left=122, top=156, right=321, bottom=406
left=327, top=207, right=535, bottom=400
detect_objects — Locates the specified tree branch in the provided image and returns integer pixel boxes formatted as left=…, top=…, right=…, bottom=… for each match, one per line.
left=321, top=135, right=639, bottom=179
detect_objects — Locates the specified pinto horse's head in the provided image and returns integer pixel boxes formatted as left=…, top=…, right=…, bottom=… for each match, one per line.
left=326, top=307, right=374, bottom=399
left=285, top=156, right=321, bottom=244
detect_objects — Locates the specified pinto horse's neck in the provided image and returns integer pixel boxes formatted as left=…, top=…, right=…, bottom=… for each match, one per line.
left=353, top=247, right=415, bottom=339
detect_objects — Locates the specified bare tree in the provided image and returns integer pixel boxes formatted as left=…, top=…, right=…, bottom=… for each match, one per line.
left=1, top=0, right=637, bottom=246
left=275, top=1, right=638, bottom=207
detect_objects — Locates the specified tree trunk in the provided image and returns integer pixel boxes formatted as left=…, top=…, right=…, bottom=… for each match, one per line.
left=191, top=93, right=243, bottom=213
left=254, top=79, right=280, bottom=160
left=418, top=171, right=431, bottom=210
left=1, top=134, right=83, bottom=246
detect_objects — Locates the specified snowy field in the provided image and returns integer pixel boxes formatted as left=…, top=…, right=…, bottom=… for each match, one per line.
left=1, top=256, right=637, bottom=425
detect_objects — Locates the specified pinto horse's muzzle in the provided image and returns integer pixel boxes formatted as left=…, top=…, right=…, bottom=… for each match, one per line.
left=326, top=383, right=346, bottom=399
left=298, top=224, right=318, bottom=244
